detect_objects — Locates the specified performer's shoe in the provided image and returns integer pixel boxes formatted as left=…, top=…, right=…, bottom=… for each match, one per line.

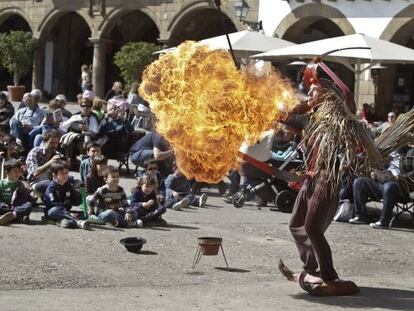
left=300, top=277, right=359, bottom=296
left=312, top=279, right=360, bottom=296
left=279, top=259, right=299, bottom=282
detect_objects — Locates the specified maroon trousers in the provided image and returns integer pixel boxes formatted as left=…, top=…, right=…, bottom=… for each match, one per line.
left=289, top=175, right=339, bottom=282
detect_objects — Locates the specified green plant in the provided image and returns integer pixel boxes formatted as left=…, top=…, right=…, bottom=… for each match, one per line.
left=114, top=41, right=160, bottom=87
left=0, top=31, right=37, bottom=85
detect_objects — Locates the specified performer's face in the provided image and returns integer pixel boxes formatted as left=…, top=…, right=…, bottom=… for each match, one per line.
left=307, top=84, right=324, bottom=109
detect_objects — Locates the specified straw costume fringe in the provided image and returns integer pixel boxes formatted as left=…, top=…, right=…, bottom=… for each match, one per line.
left=302, top=92, right=386, bottom=198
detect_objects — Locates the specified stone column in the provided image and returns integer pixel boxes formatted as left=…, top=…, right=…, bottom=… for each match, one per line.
left=32, top=39, right=45, bottom=92
left=90, top=38, right=107, bottom=98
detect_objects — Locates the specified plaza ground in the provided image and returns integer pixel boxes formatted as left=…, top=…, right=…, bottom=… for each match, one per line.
left=1, top=102, right=413, bottom=310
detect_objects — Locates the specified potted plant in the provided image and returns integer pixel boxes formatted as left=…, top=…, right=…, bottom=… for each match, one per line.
left=113, top=41, right=160, bottom=88
left=0, top=31, right=37, bottom=101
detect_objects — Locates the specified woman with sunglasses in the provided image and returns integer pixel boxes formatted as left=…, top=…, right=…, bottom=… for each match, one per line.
left=60, top=99, right=99, bottom=170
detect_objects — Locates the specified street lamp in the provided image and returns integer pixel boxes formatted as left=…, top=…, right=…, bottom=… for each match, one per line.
left=233, top=0, right=263, bottom=32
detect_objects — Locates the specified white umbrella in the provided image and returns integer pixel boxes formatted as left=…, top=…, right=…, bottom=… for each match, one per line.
left=252, top=33, right=414, bottom=106
left=253, top=33, right=414, bottom=64
left=154, top=30, right=295, bottom=57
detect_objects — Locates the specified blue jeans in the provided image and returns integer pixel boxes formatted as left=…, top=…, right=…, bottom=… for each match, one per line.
left=353, top=177, right=406, bottom=225
left=98, top=209, right=129, bottom=228
left=47, top=206, right=77, bottom=227
left=0, top=203, right=32, bottom=220
left=10, top=119, right=30, bottom=148
left=29, top=125, right=52, bottom=148
left=165, top=194, right=199, bottom=209
left=130, top=149, right=154, bottom=167
left=135, top=205, right=166, bottom=222
left=33, top=180, right=51, bottom=199
left=33, top=134, right=44, bottom=147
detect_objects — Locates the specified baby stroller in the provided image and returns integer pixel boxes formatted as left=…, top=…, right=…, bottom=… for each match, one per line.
left=232, top=147, right=302, bottom=213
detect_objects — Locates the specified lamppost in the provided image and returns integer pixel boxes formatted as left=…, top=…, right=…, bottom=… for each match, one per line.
left=233, top=0, right=263, bottom=32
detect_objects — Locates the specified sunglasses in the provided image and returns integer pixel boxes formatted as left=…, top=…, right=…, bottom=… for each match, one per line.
left=147, top=167, right=157, bottom=171
left=81, top=105, right=92, bottom=108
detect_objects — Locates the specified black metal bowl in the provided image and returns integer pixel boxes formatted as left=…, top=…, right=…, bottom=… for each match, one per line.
left=120, top=237, right=147, bottom=253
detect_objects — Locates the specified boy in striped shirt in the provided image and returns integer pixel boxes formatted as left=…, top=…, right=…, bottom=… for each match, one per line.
left=88, top=166, right=141, bottom=228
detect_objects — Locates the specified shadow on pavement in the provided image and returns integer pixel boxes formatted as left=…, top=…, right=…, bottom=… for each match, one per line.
left=139, top=223, right=199, bottom=231
left=214, top=267, right=251, bottom=273
left=136, top=250, right=158, bottom=256
left=25, top=220, right=48, bottom=226
left=204, top=204, right=225, bottom=209
left=166, top=223, right=199, bottom=230
left=291, top=286, right=414, bottom=310
left=89, top=225, right=125, bottom=232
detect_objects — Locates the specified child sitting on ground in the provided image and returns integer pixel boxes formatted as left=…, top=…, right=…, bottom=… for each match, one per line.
left=80, top=142, right=101, bottom=183
left=138, top=160, right=166, bottom=205
left=44, top=161, right=88, bottom=229
left=165, top=167, right=207, bottom=211
left=85, top=155, right=107, bottom=195
left=88, top=165, right=141, bottom=228
left=130, top=174, right=167, bottom=226
left=0, top=159, right=32, bottom=225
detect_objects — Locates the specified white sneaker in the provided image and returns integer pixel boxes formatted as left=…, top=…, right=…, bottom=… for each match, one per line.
left=58, top=219, right=70, bottom=228
left=172, top=198, right=190, bottom=211
left=136, top=219, right=143, bottom=228
left=77, top=220, right=89, bottom=230
left=199, top=193, right=208, bottom=207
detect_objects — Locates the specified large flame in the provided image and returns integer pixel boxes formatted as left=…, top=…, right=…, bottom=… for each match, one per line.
left=139, top=41, right=297, bottom=183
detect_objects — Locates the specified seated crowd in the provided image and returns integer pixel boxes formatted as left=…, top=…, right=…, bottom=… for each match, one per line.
left=0, top=83, right=209, bottom=229
left=0, top=85, right=412, bottom=231
left=335, top=106, right=414, bottom=229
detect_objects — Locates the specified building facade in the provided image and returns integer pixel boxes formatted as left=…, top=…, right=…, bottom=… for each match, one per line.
left=259, top=0, right=414, bottom=116
left=1, top=0, right=412, bottom=115
left=0, top=0, right=259, bottom=99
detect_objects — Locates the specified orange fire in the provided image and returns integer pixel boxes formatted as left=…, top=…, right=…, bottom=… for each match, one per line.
left=139, top=41, right=297, bottom=183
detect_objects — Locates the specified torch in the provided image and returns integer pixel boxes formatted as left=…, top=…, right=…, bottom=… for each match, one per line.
left=213, top=0, right=237, bottom=65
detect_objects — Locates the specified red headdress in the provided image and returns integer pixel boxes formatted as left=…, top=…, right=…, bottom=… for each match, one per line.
left=302, top=47, right=369, bottom=114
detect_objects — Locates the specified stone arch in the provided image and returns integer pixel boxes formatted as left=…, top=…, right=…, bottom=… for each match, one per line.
left=167, top=1, right=239, bottom=33
left=167, top=2, right=238, bottom=46
left=377, top=4, right=414, bottom=117
left=0, top=8, right=33, bottom=89
left=97, top=8, right=160, bottom=92
left=380, top=4, right=414, bottom=42
left=0, top=7, right=33, bottom=32
left=37, top=9, right=92, bottom=39
left=36, top=11, right=93, bottom=99
left=274, top=3, right=355, bottom=39
left=99, top=5, right=160, bottom=39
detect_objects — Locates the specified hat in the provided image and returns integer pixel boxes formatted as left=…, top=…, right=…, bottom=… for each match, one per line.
left=55, top=94, right=66, bottom=102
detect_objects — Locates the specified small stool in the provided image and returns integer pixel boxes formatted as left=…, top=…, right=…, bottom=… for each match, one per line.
left=192, top=237, right=229, bottom=270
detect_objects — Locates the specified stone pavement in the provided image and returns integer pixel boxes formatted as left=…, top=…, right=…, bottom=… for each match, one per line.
left=1, top=102, right=413, bottom=310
